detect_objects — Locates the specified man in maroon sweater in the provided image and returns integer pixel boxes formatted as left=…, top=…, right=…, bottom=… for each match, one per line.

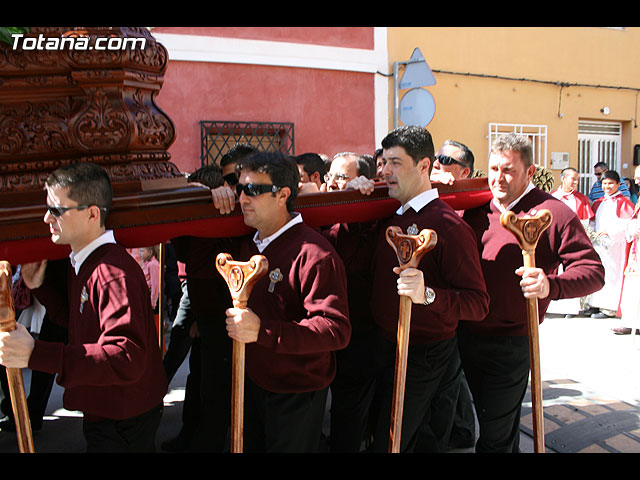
left=461, top=133, right=604, bottom=453
left=0, top=163, right=167, bottom=452
left=213, top=150, right=351, bottom=452
left=346, top=126, right=489, bottom=452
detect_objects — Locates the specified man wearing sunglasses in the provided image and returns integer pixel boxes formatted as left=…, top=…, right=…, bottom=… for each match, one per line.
left=430, top=140, right=474, bottom=186
left=588, top=161, right=631, bottom=203
left=212, top=150, right=351, bottom=452
left=221, top=143, right=257, bottom=188
left=0, top=162, right=168, bottom=452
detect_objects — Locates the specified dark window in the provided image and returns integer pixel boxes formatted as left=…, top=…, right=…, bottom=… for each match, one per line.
left=200, top=120, right=295, bottom=166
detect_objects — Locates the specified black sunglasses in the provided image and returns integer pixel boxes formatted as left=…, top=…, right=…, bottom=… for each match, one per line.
left=235, top=183, right=282, bottom=197
left=223, top=172, right=239, bottom=186
left=46, top=204, right=106, bottom=217
left=46, top=205, right=90, bottom=217
left=435, top=154, right=466, bottom=167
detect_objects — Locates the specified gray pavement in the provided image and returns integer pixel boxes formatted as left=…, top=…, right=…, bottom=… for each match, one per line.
left=0, top=313, right=639, bottom=454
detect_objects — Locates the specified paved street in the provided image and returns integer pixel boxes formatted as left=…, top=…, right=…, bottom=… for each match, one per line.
left=0, top=313, right=639, bottom=454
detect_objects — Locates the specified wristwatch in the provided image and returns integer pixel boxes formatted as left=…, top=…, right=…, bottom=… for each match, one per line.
left=423, top=286, right=436, bottom=305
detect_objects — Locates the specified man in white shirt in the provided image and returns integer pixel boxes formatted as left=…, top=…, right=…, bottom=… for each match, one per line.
left=346, top=126, right=489, bottom=452
left=212, top=151, right=351, bottom=452
left=550, top=167, right=594, bottom=225
left=0, top=162, right=167, bottom=452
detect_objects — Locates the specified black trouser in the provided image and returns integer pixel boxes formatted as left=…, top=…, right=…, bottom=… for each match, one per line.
left=191, top=308, right=232, bottom=452
left=458, top=325, right=530, bottom=453
left=415, top=337, right=475, bottom=452
left=163, top=280, right=195, bottom=384
left=244, top=377, right=328, bottom=453
left=329, top=326, right=379, bottom=452
left=369, top=334, right=457, bottom=453
left=82, top=403, right=163, bottom=453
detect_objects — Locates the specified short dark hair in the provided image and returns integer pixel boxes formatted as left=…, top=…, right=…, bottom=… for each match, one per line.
left=46, top=162, right=112, bottom=226
left=237, top=150, right=299, bottom=212
left=356, top=155, right=374, bottom=179
left=220, top=143, right=258, bottom=168
left=442, top=139, right=475, bottom=176
left=602, top=170, right=620, bottom=183
left=381, top=126, right=435, bottom=172
left=188, top=163, right=224, bottom=189
left=294, top=152, right=328, bottom=180
left=594, top=161, right=609, bottom=171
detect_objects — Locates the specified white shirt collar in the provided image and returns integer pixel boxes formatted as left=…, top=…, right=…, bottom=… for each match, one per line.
left=604, top=191, right=622, bottom=201
left=493, top=182, right=536, bottom=213
left=395, top=188, right=439, bottom=215
left=69, top=230, right=116, bottom=274
left=253, top=212, right=303, bottom=253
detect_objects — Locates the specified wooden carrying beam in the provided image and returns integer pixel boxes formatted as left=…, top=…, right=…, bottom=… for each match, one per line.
left=0, top=178, right=492, bottom=266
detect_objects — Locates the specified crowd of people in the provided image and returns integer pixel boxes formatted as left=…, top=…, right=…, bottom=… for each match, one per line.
left=1, top=125, right=639, bottom=454
left=549, top=162, right=640, bottom=334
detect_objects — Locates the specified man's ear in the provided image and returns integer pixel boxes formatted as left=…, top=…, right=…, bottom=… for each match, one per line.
left=309, top=171, right=322, bottom=186
left=87, top=205, right=104, bottom=228
left=278, top=186, right=292, bottom=206
left=419, top=156, right=431, bottom=175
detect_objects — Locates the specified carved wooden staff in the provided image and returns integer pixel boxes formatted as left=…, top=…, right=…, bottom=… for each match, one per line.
left=215, top=253, right=268, bottom=453
left=0, top=261, right=35, bottom=453
left=385, top=226, right=438, bottom=453
left=500, top=209, right=552, bottom=454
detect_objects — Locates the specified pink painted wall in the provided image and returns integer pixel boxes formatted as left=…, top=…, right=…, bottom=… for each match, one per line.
left=152, top=28, right=376, bottom=174
left=151, top=26, right=374, bottom=49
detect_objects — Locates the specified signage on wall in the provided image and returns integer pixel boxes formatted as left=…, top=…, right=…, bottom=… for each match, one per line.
left=398, top=48, right=436, bottom=128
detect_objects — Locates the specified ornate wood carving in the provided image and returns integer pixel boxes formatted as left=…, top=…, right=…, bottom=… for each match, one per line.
left=0, top=26, right=180, bottom=193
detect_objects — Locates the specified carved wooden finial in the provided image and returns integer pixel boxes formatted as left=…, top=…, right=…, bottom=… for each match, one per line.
left=385, top=226, right=438, bottom=271
left=500, top=209, right=552, bottom=254
left=215, top=253, right=269, bottom=308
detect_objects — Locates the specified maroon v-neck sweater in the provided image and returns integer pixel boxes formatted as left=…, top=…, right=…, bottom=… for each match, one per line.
left=236, top=222, right=351, bottom=393
left=29, top=243, right=168, bottom=421
left=370, top=198, right=490, bottom=345
left=462, top=188, right=605, bottom=336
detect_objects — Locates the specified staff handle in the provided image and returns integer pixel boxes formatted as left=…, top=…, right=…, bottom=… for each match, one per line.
left=215, top=253, right=268, bottom=453
left=385, top=226, right=437, bottom=453
left=500, top=209, right=552, bottom=454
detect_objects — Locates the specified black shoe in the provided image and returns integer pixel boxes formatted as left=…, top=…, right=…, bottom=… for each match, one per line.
left=579, top=307, right=600, bottom=316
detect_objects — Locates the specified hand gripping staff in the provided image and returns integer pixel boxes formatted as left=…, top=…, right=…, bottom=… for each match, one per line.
left=500, top=209, right=552, bottom=454
left=0, top=261, right=35, bottom=453
left=215, top=253, right=268, bottom=453
left=385, top=226, right=438, bottom=453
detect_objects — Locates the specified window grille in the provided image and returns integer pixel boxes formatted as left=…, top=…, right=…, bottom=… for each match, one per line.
left=200, top=120, right=295, bottom=166
left=488, top=123, right=548, bottom=168
left=577, top=121, right=622, bottom=194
